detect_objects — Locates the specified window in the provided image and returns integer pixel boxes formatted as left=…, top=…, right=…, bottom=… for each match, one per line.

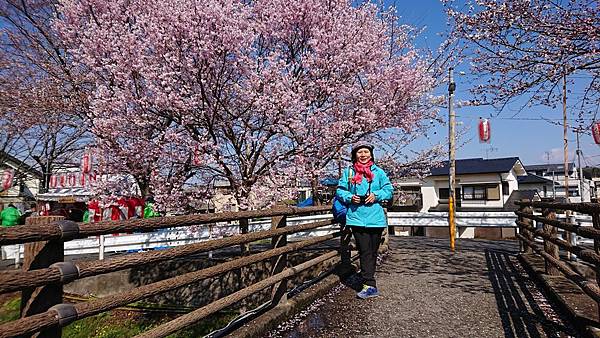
left=487, top=185, right=500, bottom=200
left=463, top=186, right=486, bottom=200
left=439, top=188, right=462, bottom=204
left=502, top=182, right=509, bottom=195
left=568, top=188, right=579, bottom=197
left=439, top=188, right=449, bottom=199
left=462, top=184, right=501, bottom=200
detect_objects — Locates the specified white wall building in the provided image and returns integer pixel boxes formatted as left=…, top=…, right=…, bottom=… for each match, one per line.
left=395, top=157, right=538, bottom=239
left=524, top=163, right=591, bottom=202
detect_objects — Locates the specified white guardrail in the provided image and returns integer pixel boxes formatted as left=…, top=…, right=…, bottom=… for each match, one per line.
left=1, top=214, right=337, bottom=262
left=2, top=211, right=594, bottom=263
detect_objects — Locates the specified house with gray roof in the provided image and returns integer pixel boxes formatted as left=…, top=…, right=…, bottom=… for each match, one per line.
left=422, top=157, right=528, bottom=212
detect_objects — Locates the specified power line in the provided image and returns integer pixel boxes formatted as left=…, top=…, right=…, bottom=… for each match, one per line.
left=454, top=115, right=595, bottom=122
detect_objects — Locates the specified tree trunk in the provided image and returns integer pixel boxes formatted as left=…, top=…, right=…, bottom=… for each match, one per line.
left=236, top=192, right=251, bottom=254
left=310, top=175, right=320, bottom=206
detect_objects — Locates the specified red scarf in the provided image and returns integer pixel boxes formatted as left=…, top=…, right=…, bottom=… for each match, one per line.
left=352, top=161, right=374, bottom=184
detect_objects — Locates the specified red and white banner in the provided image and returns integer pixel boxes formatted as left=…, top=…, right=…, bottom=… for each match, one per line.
left=2, top=169, right=14, bottom=191
left=478, top=118, right=491, bottom=143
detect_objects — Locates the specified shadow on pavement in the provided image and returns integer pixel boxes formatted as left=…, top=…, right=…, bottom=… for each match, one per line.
left=485, top=249, right=579, bottom=338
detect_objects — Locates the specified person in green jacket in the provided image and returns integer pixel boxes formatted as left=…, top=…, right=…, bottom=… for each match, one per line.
left=82, top=209, right=90, bottom=223
left=1, top=204, right=22, bottom=227
left=143, top=196, right=159, bottom=218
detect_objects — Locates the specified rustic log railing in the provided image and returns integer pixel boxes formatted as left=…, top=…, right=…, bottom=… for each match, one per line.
left=515, top=200, right=600, bottom=317
left=0, top=205, right=358, bottom=338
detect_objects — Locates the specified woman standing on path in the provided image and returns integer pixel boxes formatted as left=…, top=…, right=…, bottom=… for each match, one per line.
left=336, top=142, right=393, bottom=299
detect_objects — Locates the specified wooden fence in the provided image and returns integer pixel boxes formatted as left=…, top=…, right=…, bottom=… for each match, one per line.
left=515, top=200, right=600, bottom=319
left=0, top=205, right=357, bottom=338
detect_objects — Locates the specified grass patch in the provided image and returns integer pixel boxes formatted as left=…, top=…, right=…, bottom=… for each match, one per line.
left=63, top=310, right=238, bottom=338
left=2, top=296, right=239, bottom=338
left=0, top=296, right=20, bottom=324
left=64, top=312, right=148, bottom=338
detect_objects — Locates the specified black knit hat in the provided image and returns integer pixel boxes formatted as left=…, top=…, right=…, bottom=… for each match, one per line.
left=351, top=142, right=374, bottom=163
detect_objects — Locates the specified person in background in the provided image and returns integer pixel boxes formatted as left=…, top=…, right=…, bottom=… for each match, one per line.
left=82, top=209, right=90, bottom=223
left=1, top=203, right=22, bottom=227
left=20, top=202, right=38, bottom=225
left=143, top=196, right=159, bottom=218
left=336, top=142, right=393, bottom=299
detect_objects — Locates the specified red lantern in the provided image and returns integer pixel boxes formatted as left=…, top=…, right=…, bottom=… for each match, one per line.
left=478, top=118, right=491, bottom=143
left=592, top=122, right=600, bottom=144
left=59, top=175, right=66, bottom=187
left=192, top=145, right=201, bottom=166
left=49, top=175, right=58, bottom=188
left=2, top=169, right=14, bottom=191
left=81, top=153, right=92, bottom=174
left=79, top=172, right=86, bottom=186
left=68, top=173, right=76, bottom=187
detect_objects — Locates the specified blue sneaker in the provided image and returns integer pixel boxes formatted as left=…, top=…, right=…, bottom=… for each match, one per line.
left=357, top=284, right=379, bottom=299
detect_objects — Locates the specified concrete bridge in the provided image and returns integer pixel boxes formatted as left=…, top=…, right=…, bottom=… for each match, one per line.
left=0, top=201, right=598, bottom=337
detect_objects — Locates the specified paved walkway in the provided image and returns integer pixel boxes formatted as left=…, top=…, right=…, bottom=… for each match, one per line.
left=267, top=237, right=580, bottom=338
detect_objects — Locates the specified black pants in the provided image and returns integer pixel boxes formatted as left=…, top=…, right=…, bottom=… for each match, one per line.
left=351, top=226, right=383, bottom=287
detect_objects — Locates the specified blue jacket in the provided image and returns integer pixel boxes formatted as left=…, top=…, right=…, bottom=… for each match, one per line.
left=336, top=164, right=393, bottom=227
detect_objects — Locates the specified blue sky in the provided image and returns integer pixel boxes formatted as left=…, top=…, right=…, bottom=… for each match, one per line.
left=391, top=0, right=600, bottom=167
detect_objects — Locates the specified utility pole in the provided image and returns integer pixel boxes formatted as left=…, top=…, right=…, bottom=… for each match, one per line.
left=448, top=68, right=457, bottom=251
left=563, top=67, right=570, bottom=202
left=576, top=128, right=586, bottom=201
left=552, top=171, right=556, bottom=198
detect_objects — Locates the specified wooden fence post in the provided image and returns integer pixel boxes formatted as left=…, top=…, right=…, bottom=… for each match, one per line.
left=270, top=214, right=287, bottom=305
left=542, top=209, right=560, bottom=276
left=567, top=214, right=578, bottom=261
left=339, top=225, right=352, bottom=273
left=20, top=215, right=65, bottom=337
left=518, top=200, right=533, bottom=254
left=592, top=211, right=600, bottom=320
left=379, top=208, right=389, bottom=254
left=239, top=218, right=250, bottom=254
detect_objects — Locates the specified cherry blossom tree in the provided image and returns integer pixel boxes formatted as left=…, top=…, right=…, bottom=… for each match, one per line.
left=444, top=0, right=599, bottom=115
left=445, top=0, right=599, bottom=201
left=56, top=0, right=439, bottom=211
left=0, top=0, right=91, bottom=192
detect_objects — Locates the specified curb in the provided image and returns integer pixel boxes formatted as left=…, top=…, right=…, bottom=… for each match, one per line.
left=518, top=253, right=600, bottom=338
